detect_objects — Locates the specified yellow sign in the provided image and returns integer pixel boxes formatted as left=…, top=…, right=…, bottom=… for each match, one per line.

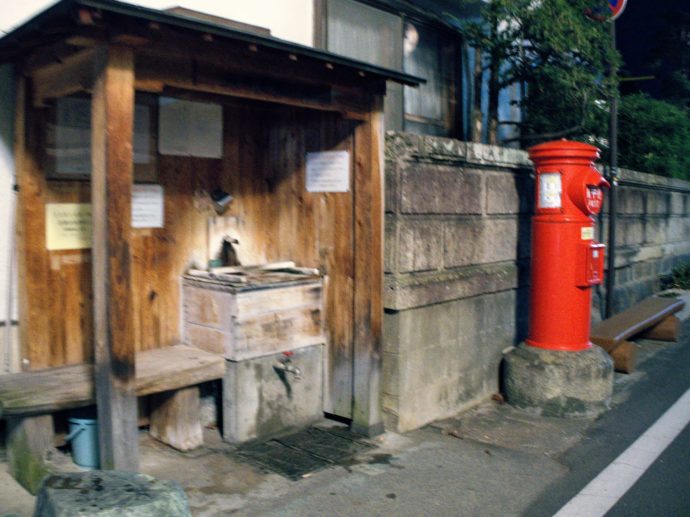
left=46, top=203, right=92, bottom=250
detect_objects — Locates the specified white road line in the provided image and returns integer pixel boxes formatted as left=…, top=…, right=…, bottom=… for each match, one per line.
left=554, top=388, right=690, bottom=517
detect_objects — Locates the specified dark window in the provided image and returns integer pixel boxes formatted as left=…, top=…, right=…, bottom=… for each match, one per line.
left=403, top=21, right=460, bottom=137
left=320, top=0, right=461, bottom=137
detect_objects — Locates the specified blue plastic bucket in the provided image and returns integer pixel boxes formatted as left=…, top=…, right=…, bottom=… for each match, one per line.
left=67, top=409, right=100, bottom=468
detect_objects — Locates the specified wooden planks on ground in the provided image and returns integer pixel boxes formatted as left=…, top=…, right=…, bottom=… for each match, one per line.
left=0, top=345, right=225, bottom=418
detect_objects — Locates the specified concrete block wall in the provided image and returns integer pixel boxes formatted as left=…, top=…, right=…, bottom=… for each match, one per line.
left=383, top=132, right=690, bottom=433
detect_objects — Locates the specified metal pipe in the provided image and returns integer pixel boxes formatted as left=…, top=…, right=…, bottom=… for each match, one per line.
left=605, top=21, right=619, bottom=318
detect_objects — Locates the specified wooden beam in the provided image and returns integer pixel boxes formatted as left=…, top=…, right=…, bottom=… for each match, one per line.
left=351, top=95, right=384, bottom=436
left=31, top=49, right=95, bottom=106
left=133, top=48, right=371, bottom=117
left=91, top=45, right=138, bottom=471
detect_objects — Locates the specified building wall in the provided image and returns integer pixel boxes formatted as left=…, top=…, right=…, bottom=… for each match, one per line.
left=382, top=132, right=690, bottom=432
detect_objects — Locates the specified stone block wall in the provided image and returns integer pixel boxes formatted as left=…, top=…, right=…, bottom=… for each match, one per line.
left=383, top=132, right=690, bottom=433
left=603, top=169, right=690, bottom=312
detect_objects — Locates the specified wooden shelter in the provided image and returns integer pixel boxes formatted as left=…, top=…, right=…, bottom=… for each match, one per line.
left=0, top=0, right=422, bottom=479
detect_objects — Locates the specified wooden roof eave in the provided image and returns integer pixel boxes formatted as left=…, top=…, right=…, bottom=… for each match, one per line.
left=0, top=0, right=425, bottom=90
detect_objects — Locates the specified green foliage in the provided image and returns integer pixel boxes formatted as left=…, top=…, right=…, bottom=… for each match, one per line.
left=461, top=0, right=619, bottom=145
left=666, top=261, right=690, bottom=290
left=618, top=94, right=690, bottom=179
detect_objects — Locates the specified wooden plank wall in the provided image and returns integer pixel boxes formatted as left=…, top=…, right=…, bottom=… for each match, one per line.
left=18, top=94, right=360, bottom=418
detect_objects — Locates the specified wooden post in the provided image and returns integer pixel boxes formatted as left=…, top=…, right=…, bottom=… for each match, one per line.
left=150, top=387, right=203, bottom=451
left=14, top=76, right=52, bottom=371
left=91, top=46, right=138, bottom=470
left=6, top=415, right=54, bottom=494
left=351, top=94, right=384, bottom=436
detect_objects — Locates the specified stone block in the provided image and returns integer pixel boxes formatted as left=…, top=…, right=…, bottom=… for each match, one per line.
left=615, top=265, right=632, bottom=284
left=383, top=291, right=517, bottom=432
left=483, top=218, right=520, bottom=263
left=646, top=191, right=670, bottom=215
left=670, top=193, right=685, bottom=215
left=464, top=142, right=530, bottom=167
left=444, top=218, right=520, bottom=268
left=619, top=188, right=646, bottom=214
left=382, top=352, right=400, bottom=397
left=384, top=217, right=397, bottom=274
left=384, top=132, right=422, bottom=162
left=384, top=263, right=519, bottom=310
left=383, top=309, right=401, bottom=354
left=418, top=135, right=467, bottom=161
left=644, top=218, right=667, bottom=245
left=34, top=471, right=190, bottom=517
left=384, top=163, right=400, bottom=214
left=222, top=344, right=323, bottom=444
left=400, top=164, right=483, bottom=215
left=397, top=219, right=444, bottom=272
left=443, top=219, right=483, bottom=267
left=667, top=217, right=690, bottom=243
left=486, top=172, right=533, bottom=215
left=615, top=217, right=643, bottom=246
left=632, top=261, right=653, bottom=280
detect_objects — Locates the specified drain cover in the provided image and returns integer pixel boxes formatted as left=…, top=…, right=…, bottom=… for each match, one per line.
left=233, top=426, right=373, bottom=480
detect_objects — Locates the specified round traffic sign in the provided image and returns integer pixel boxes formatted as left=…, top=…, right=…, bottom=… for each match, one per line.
left=609, top=0, right=628, bottom=20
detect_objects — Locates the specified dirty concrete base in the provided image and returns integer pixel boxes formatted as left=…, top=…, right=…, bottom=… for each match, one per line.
left=503, top=342, right=614, bottom=418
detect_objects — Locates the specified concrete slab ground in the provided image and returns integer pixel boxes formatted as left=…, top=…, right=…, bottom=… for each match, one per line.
left=2, top=291, right=688, bottom=517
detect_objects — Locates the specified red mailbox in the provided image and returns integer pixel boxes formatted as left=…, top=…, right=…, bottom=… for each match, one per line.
left=526, top=140, right=610, bottom=351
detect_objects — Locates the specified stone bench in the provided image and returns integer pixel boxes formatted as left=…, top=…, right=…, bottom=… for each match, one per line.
left=34, top=470, right=191, bottom=517
left=0, top=344, right=225, bottom=493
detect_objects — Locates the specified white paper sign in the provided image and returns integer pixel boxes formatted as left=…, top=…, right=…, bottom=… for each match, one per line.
left=539, top=172, right=562, bottom=209
left=158, top=97, right=223, bottom=158
left=132, top=184, right=164, bottom=228
left=306, top=151, right=350, bottom=192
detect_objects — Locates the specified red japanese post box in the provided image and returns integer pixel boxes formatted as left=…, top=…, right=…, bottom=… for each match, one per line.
left=526, top=140, right=610, bottom=351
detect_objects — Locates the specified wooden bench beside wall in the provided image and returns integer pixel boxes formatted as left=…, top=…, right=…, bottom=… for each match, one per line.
left=591, top=296, right=685, bottom=373
left=0, top=345, right=225, bottom=493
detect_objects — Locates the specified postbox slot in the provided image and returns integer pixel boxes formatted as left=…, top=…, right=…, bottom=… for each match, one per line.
left=576, top=242, right=605, bottom=287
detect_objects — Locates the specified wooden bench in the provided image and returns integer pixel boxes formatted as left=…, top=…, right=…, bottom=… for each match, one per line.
left=591, top=296, right=685, bottom=373
left=0, top=344, right=225, bottom=493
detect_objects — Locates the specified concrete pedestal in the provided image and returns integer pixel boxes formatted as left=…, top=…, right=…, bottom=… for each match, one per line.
left=33, top=471, right=190, bottom=517
left=223, top=344, right=324, bottom=444
left=503, top=343, right=613, bottom=418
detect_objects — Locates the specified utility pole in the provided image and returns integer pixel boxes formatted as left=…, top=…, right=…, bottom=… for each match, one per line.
left=605, top=19, right=618, bottom=318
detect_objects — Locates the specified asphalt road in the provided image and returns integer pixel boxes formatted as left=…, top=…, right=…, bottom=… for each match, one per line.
left=606, top=423, right=690, bottom=517
left=525, top=339, right=690, bottom=517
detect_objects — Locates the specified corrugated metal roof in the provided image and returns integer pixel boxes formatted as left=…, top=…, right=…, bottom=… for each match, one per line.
left=0, top=0, right=424, bottom=87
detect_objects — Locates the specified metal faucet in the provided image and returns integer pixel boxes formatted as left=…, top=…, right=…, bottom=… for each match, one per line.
left=275, top=352, right=301, bottom=381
